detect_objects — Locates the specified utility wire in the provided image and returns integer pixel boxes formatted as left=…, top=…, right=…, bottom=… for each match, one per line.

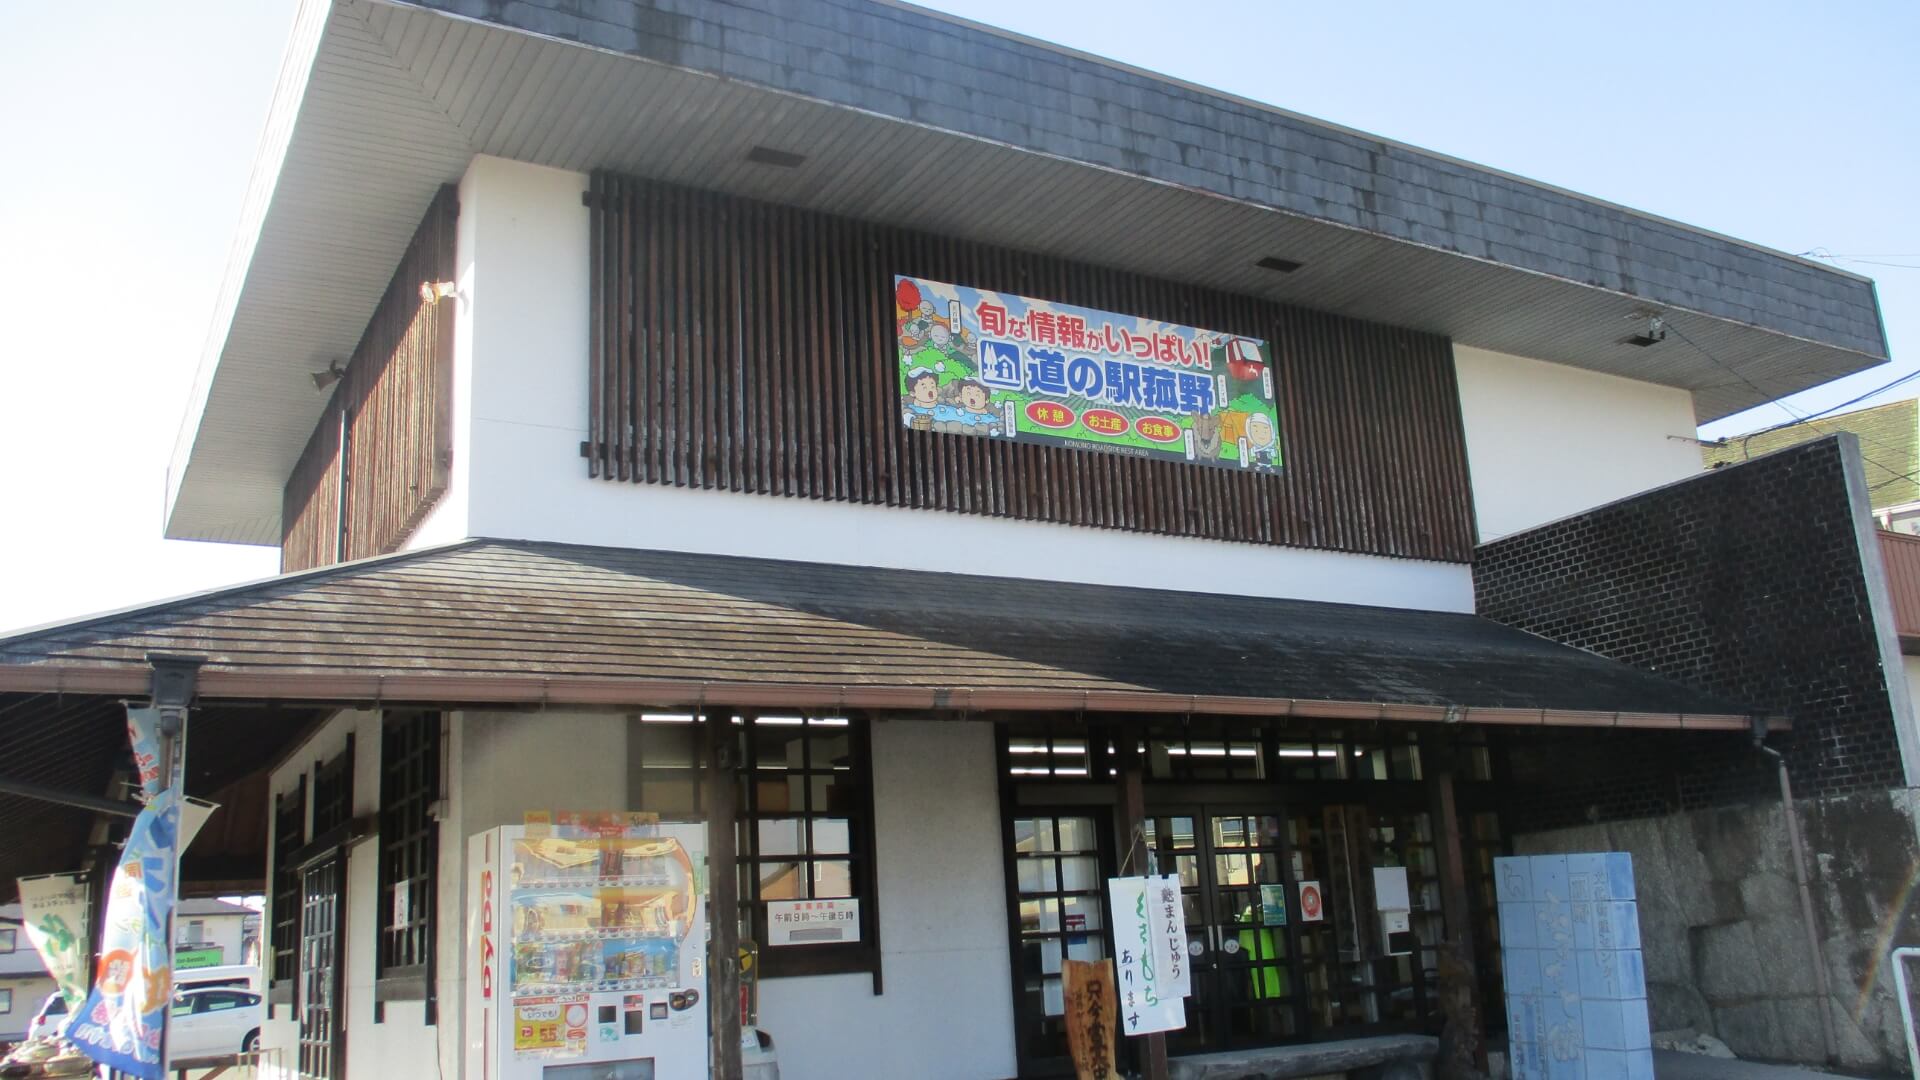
left=1666, top=317, right=1920, bottom=491
left=1796, top=249, right=1920, bottom=271
left=1727, top=367, right=1920, bottom=442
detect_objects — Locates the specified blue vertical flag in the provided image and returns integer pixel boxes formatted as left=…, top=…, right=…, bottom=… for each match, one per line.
left=70, top=707, right=183, bottom=1079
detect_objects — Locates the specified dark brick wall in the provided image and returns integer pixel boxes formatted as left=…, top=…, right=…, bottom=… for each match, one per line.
left=1475, top=436, right=1906, bottom=828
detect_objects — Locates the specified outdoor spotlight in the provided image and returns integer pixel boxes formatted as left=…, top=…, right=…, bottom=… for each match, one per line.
left=1622, top=311, right=1667, bottom=347
left=311, top=360, right=346, bottom=390
left=420, top=280, right=458, bottom=304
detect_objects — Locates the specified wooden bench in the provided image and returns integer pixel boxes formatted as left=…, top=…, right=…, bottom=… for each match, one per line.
left=1168, top=1033, right=1440, bottom=1080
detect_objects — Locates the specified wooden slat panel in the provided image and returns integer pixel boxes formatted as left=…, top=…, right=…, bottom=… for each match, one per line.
left=588, top=172, right=1476, bottom=563
left=281, top=186, right=458, bottom=571
left=1880, top=531, right=1920, bottom=640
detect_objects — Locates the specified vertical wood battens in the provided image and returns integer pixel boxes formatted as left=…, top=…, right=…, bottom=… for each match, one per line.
left=282, top=186, right=458, bottom=572
left=581, top=171, right=1476, bottom=564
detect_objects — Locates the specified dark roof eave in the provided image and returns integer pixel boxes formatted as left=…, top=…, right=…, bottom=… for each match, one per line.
left=0, top=662, right=1784, bottom=733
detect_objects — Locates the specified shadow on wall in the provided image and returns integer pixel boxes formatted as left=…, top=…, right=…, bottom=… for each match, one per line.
left=1514, top=789, right=1920, bottom=1072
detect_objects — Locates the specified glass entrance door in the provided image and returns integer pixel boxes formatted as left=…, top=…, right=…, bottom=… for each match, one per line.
left=1145, top=809, right=1304, bottom=1054
left=298, top=854, right=344, bottom=1080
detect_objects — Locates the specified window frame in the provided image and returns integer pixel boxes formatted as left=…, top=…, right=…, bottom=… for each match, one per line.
left=375, top=710, right=441, bottom=1014
left=630, top=712, right=881, bottom=982
left=0, top=988, right=11, bottom=1013
left=269, top=774, right=307, bottom=1002
left=0, top=927, right=15, bottom=953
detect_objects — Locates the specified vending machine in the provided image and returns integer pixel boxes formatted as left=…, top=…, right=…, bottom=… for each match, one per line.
left=468, top=815, right=709, bottom=1080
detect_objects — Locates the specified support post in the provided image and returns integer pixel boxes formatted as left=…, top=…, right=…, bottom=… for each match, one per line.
left=1428, top=763, right=1487, bottom=1078
left=705, top=711, right=744, bottom=1080
left=148, top=655, right=201, bottom=1080
left=1112, top=731, right=1169, bottom=1080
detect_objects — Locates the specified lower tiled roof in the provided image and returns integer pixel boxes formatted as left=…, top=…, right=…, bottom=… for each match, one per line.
left=0, top=539, right=1759, bottom=727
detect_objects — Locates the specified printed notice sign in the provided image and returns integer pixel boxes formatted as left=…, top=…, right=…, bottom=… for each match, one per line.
left=895, top=276, right=1282, bottom=472
left=514, top=995, right=589, bottom=1057
left=766, top=898, right=860, bottom=947
left=1107, top=875, right=1187, bottom=1035
left=1260, top=883, right=1290, bottom=927
left=1299, top=880, right=1325, bottom=922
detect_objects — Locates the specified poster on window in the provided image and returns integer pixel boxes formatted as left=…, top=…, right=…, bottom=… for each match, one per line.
left=895, top=277, right=1282, bottom=472
left=1106, top=875, right=1187, bottom=1035
left=766, top=899, right=860, bottom=946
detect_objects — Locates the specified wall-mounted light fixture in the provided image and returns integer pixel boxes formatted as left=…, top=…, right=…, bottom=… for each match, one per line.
left=420, top=280, right=457, bottom=305
left=311, top=360, right=346, bottom=391
left=1622, top=311, right=1667, bottom=347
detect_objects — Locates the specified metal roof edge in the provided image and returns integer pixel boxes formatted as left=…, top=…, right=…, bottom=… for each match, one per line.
left=164, top=0, right=350, bottom=536
left=0, top=664, right=1776, bottom=732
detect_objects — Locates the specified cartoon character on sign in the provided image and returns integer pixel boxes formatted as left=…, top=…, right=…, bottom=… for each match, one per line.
left=933, top=378, right=1002, bottom=436
left=1242, top=413, right=1279, bottom=471
left=902, top=366, right=941, bottom=431
left=1192, top=412, right=1223, bottom=459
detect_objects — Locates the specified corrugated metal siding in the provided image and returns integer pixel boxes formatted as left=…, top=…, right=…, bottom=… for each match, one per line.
left=281, top=185, right=458, bottom=571
left=1880, top=531, right=1920, bottom=644
left=587, top=173, right=1478, bottom=562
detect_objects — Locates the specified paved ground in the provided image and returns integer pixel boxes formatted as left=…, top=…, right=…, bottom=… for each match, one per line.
left=1656, top=1050, right=1881, bottom=1080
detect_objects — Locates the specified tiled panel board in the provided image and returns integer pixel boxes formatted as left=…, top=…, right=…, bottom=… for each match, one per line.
left=1498, top=853, right=1652, bottom=1080
left=405, top=0, right=1885, bottom=361
left=1476, top=436, right=1906, bottom=827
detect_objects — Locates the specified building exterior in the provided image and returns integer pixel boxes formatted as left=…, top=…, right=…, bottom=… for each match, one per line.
left=175, top=898, right=263, bottom=971
left=0, top=2, right=1908, bottom=1080
left=1704, top=397, right=1920, bottom=532
left=0, top=907, right=57, bottom=1045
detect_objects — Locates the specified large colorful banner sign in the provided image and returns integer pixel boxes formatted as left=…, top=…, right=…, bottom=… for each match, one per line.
left=68, top=797, right=179, bottom=1077
left=69, top=706, right=182, bottom=1079
left=895, top=276, right=1283, bottom=472
left=16, top=873, right=91, bottom=1034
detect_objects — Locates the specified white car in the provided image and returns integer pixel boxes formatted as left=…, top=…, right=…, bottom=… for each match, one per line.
left=26, top=992, right=67, bottom=1040
left=168, top=987, right=263, bottom=1059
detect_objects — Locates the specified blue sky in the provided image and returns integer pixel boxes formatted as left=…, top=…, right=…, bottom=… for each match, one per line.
left=0, top=0, right=1912, bottom=632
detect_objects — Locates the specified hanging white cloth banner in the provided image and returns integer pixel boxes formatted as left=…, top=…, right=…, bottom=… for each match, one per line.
left=1106, top=875, right=1188, bottom=1035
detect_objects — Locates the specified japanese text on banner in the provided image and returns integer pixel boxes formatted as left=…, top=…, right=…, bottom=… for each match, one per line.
left=1107, top=876, right=1186, bottom=1036
left=895, top=277, right=1282, bottom=473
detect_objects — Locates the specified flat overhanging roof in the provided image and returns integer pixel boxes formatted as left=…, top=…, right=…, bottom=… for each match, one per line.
left=166, top=0, right=1892, bottom=546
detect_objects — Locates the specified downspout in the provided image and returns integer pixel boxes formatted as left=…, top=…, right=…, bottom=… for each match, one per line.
left=1752, top=716, right=1839, bottom=1066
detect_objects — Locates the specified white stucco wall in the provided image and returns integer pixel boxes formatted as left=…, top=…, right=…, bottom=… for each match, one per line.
left=405, top=153, right=1474, bottom=614
left=1454, top=343, right=1704, bottom=542
left=444, top=710, right=1017, bottom=1080
left=757, top=718, right=1017, bottom=1080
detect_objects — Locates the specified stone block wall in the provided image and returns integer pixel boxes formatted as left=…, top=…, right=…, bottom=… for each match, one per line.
left=1514, top=790, right=1920, bottom=1072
